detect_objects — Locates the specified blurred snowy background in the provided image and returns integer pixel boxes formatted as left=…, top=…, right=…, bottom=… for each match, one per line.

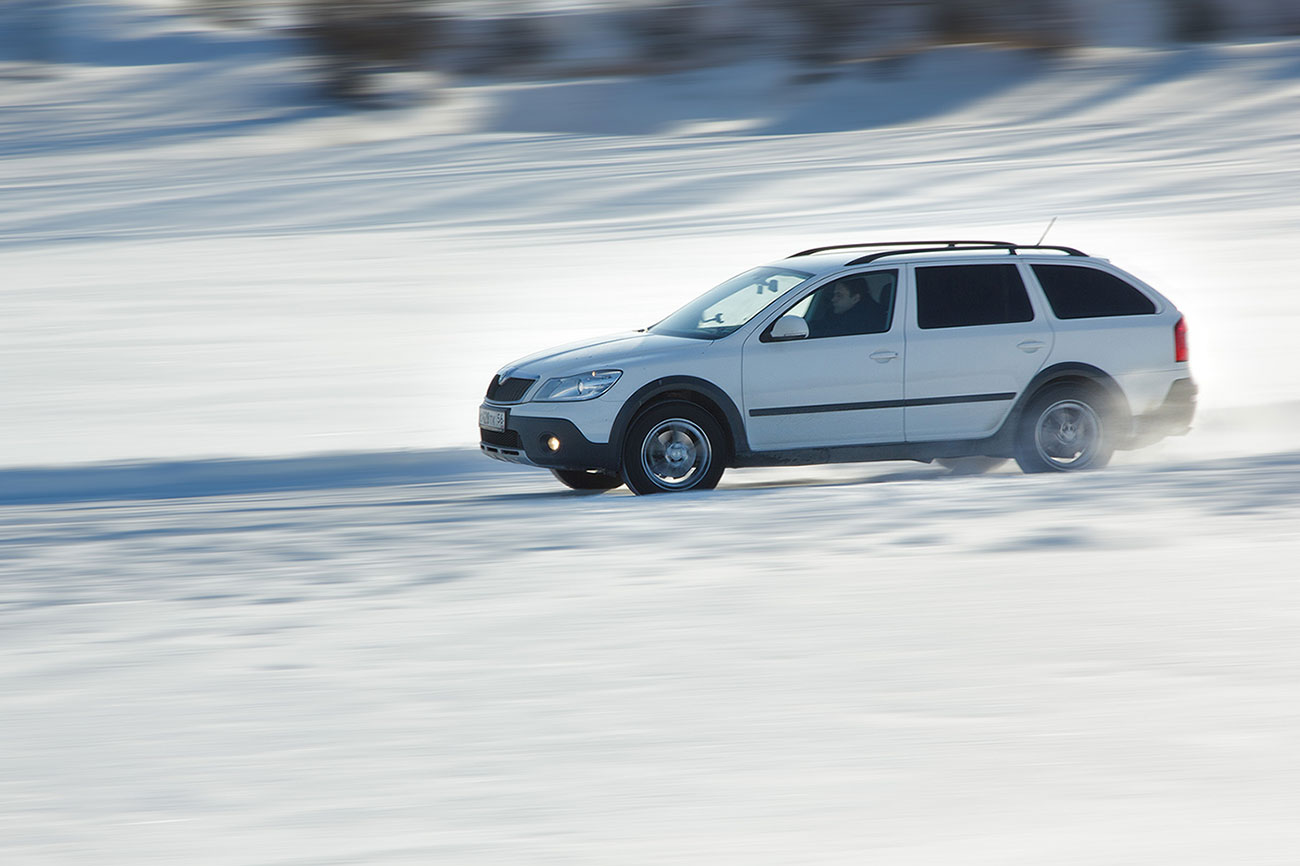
left=3, top=1, right=1300, bottom=864
left=3, top=0, right=1300, bottom=463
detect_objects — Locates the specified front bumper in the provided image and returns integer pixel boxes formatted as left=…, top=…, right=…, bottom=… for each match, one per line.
left=479, top=405, right=620, bottom=472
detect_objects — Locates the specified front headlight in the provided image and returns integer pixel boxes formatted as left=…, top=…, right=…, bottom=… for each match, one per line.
left=533, top=369, right=622, bottom=402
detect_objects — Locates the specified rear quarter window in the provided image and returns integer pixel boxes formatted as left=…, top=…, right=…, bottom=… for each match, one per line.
left=1032, top=264, right=1157, bottom=319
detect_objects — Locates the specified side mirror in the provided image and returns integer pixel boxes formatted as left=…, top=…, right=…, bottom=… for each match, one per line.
left=769, top=315, right=809, bottom=341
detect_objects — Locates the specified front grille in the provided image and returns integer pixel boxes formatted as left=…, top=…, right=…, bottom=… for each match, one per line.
left=485, top=375, right=535, bottom=403
left=480, top=428, right=521, bottom=448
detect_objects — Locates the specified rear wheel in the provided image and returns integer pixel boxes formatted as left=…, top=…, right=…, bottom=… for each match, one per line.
left=550, top=468, right=624, bottom=491
left=1015, top=385, right=1113, bottom=473
left=621, top=401, right=727, bottom=495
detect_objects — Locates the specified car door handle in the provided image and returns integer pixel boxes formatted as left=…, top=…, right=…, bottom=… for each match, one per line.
left=1017, top=340, right=1047, bottom=353
left=869, top=351, right=899, bottom=363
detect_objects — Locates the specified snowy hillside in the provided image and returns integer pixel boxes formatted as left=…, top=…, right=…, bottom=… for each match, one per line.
left=3, top=3, right=1300, bottom=463
left=2, top=3, right=1300, bottom=864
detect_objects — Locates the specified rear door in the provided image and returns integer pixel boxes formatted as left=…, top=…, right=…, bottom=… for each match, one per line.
left=904, top=261, right=1053, bottom=441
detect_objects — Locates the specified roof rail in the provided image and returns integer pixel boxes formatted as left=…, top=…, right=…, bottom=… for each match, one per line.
left=787, top=240, right=1089, bottom=264
left=845, top=243, right=1088, bottom=266
left=788, top=240, right=1014, bottom=257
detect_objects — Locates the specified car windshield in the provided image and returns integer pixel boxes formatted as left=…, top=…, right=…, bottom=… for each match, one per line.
left=649, top=266, right=815, bottom=340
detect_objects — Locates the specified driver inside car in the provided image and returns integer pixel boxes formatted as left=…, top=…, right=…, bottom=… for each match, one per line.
left=811, top=276, right=884, bottom=337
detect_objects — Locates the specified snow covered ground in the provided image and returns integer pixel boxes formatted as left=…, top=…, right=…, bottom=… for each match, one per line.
left=3, top=447, right=1299, bottom=864
left=3, top=3, right=1300, bottom=864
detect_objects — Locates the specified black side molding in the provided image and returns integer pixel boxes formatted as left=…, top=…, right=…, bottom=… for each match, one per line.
left=750, top=392, right=1015, bottom=418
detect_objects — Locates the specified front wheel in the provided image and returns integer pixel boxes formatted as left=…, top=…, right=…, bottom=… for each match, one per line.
left=550, top=468, right=624, bottom=491
left=1015, top=385, right=1114, bottom=473
left=621, top=401, right=728, bottom=495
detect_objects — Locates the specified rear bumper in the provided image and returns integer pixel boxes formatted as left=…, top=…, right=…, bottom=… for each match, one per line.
left=479, top=406, right=620, bottom=472
left=1129, top=377, right=1196, bottom=446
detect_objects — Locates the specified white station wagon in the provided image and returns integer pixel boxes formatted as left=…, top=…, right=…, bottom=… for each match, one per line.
left=479, top=240, right=1196, bottom=494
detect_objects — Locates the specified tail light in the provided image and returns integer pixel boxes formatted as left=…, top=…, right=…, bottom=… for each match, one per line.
left=1174, top=316, right=1189, bottom=363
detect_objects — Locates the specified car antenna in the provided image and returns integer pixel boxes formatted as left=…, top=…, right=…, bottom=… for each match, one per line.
left=1036, top=217, right=1058, bottom=246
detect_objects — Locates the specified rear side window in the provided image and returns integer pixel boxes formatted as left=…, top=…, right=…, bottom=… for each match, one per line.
left=915, top=264, right=1033, bottom=329
left=1032, top=265, right=1157, bottom=319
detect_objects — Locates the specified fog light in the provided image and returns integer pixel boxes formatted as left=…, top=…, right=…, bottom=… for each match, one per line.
left=545, top=435, right=561, bottom=452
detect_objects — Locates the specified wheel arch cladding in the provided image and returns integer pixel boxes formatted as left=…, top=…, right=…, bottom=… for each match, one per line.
left=611, top=377, right=746, bottom=465
left=1017, top=363, right=1132, bottom=428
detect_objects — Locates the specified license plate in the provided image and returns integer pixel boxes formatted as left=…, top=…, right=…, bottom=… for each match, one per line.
left=479, top=406, right=506, bottom=432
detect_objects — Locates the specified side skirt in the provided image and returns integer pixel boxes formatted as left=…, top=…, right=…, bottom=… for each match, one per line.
left=733, top=432, right=1017, bottom=468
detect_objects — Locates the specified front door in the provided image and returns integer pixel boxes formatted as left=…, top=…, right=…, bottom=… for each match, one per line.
left=742, top=270, right=906, bottom=450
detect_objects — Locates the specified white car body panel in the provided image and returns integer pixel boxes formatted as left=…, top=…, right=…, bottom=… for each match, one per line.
left=902, top=261, right=1055, bottom=441
left=501, top=333, right=735, bottom=445
left=498, top=331, right=705, bottom=390
left=741, top=270, right=907, bottom=449
left=1022, top=261, right=1185, bottom=417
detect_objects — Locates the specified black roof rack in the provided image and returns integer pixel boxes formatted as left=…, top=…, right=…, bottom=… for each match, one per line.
left=789, top=240, right=1013, bottom=257
left=845, top=243, right=1087, bottom=265
left=787, top=240, right=1088, bottom=265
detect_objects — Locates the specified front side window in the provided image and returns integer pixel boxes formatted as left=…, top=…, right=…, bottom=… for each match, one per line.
left=1033, top=264, right=1157, bottom=319
left=915, top=264, right=1033, bottom=329
left=782, top=270, right=897, bottom=339
left=650, top=266, right=813, bottom=340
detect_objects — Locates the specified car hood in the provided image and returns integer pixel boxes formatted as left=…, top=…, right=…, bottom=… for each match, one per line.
left=497, top=331, right=710, bottom=381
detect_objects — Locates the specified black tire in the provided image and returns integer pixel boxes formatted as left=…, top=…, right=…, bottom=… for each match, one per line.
left=936, top=457, right=1009, bottom=475
left=550, top=468, right=624, bottom=491
left=621, top=401, right=728, bottom=495
left=1014, top=384, right=1114, bottom=473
